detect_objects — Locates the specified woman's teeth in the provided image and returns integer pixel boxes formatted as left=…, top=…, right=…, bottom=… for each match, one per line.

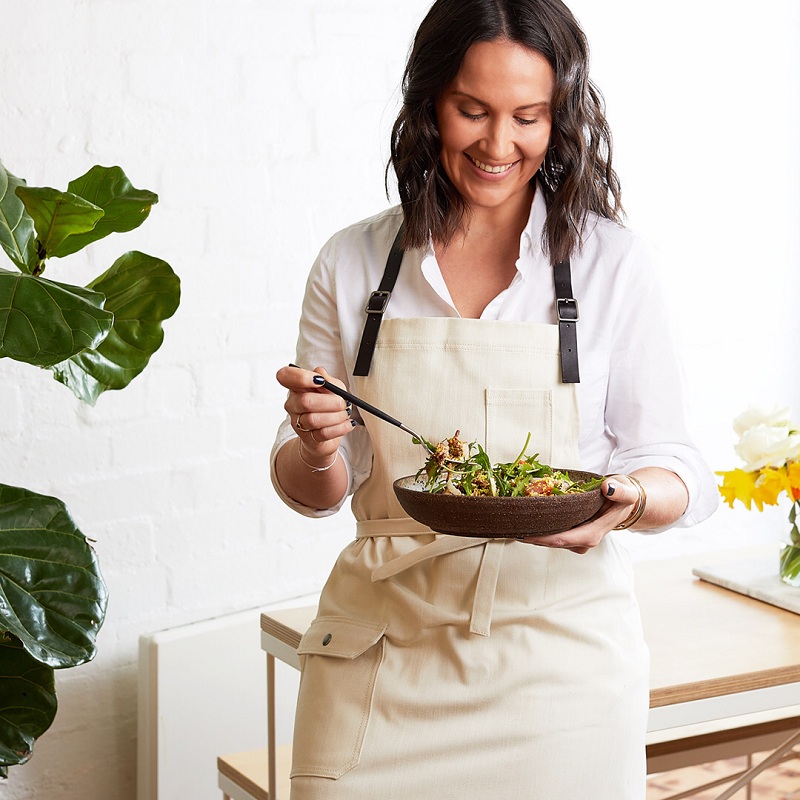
left=469, top=156, right=515, bottom=174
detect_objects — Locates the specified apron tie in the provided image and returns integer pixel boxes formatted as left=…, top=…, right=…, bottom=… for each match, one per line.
left=470, top=538, right=505, bottom=637
left=356, top=519, right=508, bottom=636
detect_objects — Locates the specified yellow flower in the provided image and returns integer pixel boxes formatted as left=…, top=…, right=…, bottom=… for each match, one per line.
left=788, top=461, right=800, bottom=501
left=755, top=467, right=790, bottom=506
left=717, top=469, right=761, bottom=510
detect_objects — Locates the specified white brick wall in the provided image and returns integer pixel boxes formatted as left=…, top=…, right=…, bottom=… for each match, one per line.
left=2, top=1, right=799, bottom=798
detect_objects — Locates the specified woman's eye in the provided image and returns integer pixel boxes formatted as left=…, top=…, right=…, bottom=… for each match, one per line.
left=515, top=117, right=538, bottom=126
left=459, top=110, right=485, bottom=121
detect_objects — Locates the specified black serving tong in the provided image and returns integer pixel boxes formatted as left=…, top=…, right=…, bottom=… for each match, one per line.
left=288, top=364, right=435, bottom=453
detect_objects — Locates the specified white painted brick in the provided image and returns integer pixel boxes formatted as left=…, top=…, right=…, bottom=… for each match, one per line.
left=195, top=359, right=255, bottom=409
left=157, top=503, right=278, bottom=612
left=91, top=515, right=157, bottom=570
left=159, top=312, right=229, bottom=363
left=218, top=311, right=272, bottom=356
left=6, top=429, right=114, bottom=489
left=222, top=401, right=273, bottom=454
left=0, top=377, right=23, bottom=438
left=253, top=361, right=298, bottom=427
left=66, top=470, right=174, bottom=527
left=141, top=363, right=198, bottom=418
left=72, top=378, right=159, bottom=426
left=87, top=1, right=209, bottom=55
left=109, top=411, right=225, bottom=471
left=101, top=562, right=171, bottom=634
left=167, top=454, right=265, bottom=515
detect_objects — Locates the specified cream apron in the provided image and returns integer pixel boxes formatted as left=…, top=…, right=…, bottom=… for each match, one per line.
left=290, top=317, right=649, bottom=800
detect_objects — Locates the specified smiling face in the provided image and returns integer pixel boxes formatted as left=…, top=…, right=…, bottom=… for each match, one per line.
left=434, top=38, right=555, bottom=219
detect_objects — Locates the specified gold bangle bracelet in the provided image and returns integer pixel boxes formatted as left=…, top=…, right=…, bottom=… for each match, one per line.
left=298, top=442, right=339, bottom=473
left=612, top=474, right=647, bottom=530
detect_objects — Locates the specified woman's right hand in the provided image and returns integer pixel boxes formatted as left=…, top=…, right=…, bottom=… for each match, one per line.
left=276, top=364, right=355, bottom=467
left=273, top=364, right=353, bottom=509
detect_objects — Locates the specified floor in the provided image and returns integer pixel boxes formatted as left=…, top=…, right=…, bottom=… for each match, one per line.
left=647, top=750, right=800, bottom=799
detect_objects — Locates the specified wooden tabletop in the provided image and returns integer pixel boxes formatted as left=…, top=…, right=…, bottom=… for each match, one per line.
left=636, top=547, right=800, bottom=708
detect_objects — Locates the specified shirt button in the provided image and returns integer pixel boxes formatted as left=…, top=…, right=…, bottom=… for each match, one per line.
left=322, top=633, right=332, bottom=646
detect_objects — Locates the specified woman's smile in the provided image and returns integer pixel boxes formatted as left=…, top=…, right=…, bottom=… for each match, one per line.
left=466, top=154, right=521, bottom=175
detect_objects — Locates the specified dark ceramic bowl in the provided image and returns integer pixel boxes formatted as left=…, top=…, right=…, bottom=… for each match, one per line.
left=392, top=470, right=605, bottom=538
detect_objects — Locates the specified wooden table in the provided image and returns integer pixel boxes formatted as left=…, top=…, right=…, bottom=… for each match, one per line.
left=638, top=548, right=800, bottom=796
left=252, top=547, right=800, bottom=800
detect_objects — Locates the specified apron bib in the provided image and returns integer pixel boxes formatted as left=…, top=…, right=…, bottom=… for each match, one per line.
left=290, top=318, right=649, bottom=800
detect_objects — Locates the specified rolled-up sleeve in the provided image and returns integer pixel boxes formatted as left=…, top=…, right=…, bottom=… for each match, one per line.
left=269, top=238, right=375, bottom=517
left=600, top=237, right=718, bottom=529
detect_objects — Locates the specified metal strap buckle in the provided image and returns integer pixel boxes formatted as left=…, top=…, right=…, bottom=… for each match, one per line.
left=365, top=290, right=391, bottom=314
left=556, top=297, right=579, bottom=323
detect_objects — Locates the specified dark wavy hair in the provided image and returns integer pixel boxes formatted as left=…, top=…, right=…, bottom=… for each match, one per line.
left=388, top=0, right=623, bottom=265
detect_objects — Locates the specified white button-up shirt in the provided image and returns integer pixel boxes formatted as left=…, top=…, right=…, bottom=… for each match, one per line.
left=272, top=189, right=718, bottom=527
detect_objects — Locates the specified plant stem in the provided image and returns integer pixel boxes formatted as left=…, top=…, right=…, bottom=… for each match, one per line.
left=510, top=431, right=532, bottom=469
left=780, top=543, right=800, bottom=584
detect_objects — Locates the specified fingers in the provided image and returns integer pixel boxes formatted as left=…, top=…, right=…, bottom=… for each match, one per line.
left=278, top=364, right=355, bottom=454
left=294, top=414, right=354, bottom=444
left=516, top=474, right=643, bottom=553
left=276, top=364, right=332, bottom=392
left=602, top=475, right=640, bottom=508
left=519, top=526, right=606, bottom=552
left=280, top=365, right=350, bottom=417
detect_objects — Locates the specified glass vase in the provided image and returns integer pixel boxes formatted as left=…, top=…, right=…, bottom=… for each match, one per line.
left=779, top=500, right=800, bottom=587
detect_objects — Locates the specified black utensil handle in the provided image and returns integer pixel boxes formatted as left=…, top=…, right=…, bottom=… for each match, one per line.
left=288, top=364, right=403, bottom=429
left=319, top=380, right=404, bottom=428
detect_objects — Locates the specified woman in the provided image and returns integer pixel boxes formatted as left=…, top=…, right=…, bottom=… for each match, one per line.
left=272, top=1, right=717, bottom=797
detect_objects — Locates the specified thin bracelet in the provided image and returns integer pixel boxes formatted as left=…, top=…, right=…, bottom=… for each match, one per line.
left=298, top=442, right=339, bottom=473
left=612, top=474, right=647, bottom=530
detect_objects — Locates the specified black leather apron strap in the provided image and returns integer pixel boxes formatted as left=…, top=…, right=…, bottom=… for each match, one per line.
left=353, top=224, right=405, bottom=377
left=355, top=225, right=580, bottom=384
left=553, top=258, right=580, bottom=383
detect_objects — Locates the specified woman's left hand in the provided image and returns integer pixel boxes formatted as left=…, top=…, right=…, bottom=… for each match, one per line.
left=518, top=468, right=688, bottom=553
left=519, top=475, right=639, bottom=553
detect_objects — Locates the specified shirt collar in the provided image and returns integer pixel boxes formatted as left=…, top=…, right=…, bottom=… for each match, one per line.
left=418, top=184, right=549, bottom=296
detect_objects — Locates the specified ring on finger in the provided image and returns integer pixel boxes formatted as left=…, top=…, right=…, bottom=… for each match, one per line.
left=295, top=414, right=312, bottom=433
left=310, top=429, right=321, bottom=443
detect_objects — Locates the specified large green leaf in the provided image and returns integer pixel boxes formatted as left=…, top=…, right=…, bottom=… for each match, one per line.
left=0, top=163, right=36, bottom=273
left=0, top=635, right=57, bottom=774
left=53, top=166, right=158, bottom=258
left=0, top=267, right=113, bottom=367
left=49, top=251, right=180, bottom=404
left=0, top=485, right=108, bottom=669
left=14, top=186, right=103, bottom=264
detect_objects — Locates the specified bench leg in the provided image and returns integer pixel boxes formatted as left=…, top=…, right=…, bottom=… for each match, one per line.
left=267, top=652, right=277, bottom=800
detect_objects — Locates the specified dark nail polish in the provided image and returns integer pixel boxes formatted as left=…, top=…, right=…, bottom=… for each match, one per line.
left=312, top=375, right=325, bottom=385
left=606, top=483, right=616, bottom=496
left=351, top=419, right=357, bottom=427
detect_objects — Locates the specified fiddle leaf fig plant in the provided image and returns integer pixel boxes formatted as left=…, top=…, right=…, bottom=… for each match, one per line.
left=0, top=159, right=180, bottom=777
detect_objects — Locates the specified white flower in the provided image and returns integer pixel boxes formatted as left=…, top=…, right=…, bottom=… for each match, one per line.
left=733, top=405, right=794, bottom=436
left=733, top=405, right=800, bottom=471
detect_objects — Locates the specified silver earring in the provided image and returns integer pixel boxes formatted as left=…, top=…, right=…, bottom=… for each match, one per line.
left=539, top=146, right=564, bottom=192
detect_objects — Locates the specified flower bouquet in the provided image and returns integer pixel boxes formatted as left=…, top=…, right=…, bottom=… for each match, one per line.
left=717, top=407, right=800, bottom=586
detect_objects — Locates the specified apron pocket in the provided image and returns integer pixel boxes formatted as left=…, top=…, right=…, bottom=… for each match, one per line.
left=291, top=617, right=387, bottom=779
left=485, top=388, right=553, bottom=464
